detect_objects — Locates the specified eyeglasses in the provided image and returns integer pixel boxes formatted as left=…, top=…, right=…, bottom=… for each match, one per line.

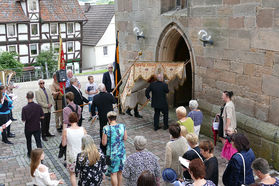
left=40, top=82, right=45, bottom=84
left=108, top=67, right=113, bottom=69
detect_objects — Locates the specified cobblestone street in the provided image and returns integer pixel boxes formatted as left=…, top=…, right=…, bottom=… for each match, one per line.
left=0, top=74, right=277, bottom=186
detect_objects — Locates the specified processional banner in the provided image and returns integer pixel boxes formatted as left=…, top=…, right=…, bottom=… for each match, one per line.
left=120, top=62, right=187, bottom=110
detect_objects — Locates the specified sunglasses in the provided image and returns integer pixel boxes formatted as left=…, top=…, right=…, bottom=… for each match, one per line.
left=40, top=82, right=45, bottom=84
left=108, top=67, right=113, bottom=69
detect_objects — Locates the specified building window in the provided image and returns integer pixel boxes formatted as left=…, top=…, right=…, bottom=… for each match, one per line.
left=7, top=24, right=16, bottom=37
left=50, top=23, right=58, bottom=35
left=67, top=41, right=74, bottom=53
left=8, top=45, right=17, bottom=53
left=30, top=44, right=38, bottom=55
left=53, top=43, right=60, bottom=54
left=28, top=0, right=38, bottom=11
left=67, top=23, right=74, bottom=34
left=103, top=46, right=108, bottom=55
left=30, top=23, right=39, bottom=36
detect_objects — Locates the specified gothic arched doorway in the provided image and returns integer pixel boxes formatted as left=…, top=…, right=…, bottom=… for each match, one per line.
left=156, top=23, right=193, bottom=107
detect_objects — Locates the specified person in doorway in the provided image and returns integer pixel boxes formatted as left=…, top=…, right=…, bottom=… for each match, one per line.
left=145, top=73, right=169, bottom=131
left=22, top=91, right=44, bottom=158
left=35, top=79, right=55, bottom=142
left=50, top=73, right=63, bottom=132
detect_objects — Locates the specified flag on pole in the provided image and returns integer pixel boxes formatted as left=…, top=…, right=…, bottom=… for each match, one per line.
left=58, top=36, right=66, bottom=94
left=114, top=31, right=121, bottom=96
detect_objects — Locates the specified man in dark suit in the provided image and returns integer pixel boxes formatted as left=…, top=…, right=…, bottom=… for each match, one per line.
left=91, top=83, right=116, bottom=155
left=65, top=77, right=88, bottom=126
left=145, top=74, right=169, bottom=131
left=102, top=64, right=115, bottom=93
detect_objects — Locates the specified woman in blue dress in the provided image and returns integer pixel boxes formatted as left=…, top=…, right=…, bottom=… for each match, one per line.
left=102, top=111, right=127, bottom=186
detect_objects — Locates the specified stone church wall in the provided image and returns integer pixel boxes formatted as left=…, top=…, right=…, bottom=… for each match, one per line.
left=115, top=0, right=279, bottom=169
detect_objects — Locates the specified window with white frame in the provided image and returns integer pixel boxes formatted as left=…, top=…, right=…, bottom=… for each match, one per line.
left=30, top=23, right=39, bottom=36
left=50, top=23, right=58, bottom=35
left=67, top=41, right=74, bottom=53
left=103, top=46, right=108, bottom=56
left=53, top=43, right=60, bottom=54
left=7, top=24, right=16, bottom=37
left=67, top=23, right=74, bottom=34
left=30, top=44, right=38, bottom=55
left=28, top=0, right=38, bottom=11
left=8, top=45, right=17, bottom=53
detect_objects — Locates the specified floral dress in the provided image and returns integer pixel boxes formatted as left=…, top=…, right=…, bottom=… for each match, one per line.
left=75, top=152, right=106, bottom=186
left=103, top=123, right=126, bottom=173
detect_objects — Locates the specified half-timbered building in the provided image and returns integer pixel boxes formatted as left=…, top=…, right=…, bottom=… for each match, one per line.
left=0, top=0, right=87, bottom=73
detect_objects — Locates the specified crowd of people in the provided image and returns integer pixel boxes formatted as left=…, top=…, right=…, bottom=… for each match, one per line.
left=1, top=64, right=278, bottom=186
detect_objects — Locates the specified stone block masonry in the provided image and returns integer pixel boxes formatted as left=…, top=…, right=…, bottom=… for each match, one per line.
left=116, top=0, right=279, bottom=169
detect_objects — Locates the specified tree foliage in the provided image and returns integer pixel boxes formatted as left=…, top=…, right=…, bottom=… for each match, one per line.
left=33, top=50, right=57, bottom=74
left=0, top=52, right=23, bottom=73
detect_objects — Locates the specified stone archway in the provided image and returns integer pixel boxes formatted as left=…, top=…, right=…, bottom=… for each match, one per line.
left=156, top=23, right=194, bottom=107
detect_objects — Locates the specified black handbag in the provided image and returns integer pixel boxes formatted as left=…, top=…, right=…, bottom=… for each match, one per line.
left=58, top=142, right=66, bottom=159
left=105, top=125, right=111, bottom=166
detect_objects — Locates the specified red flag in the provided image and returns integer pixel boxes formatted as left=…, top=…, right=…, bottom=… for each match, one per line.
left=58, top=37, right=66, bottom=94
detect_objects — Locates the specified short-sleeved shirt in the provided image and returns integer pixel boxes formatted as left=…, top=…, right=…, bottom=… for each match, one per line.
left=86, top=82, right=97, bottom=98
left=22, top=102, right=44, bottom=132
left=222, top=101, right=237, bottom=135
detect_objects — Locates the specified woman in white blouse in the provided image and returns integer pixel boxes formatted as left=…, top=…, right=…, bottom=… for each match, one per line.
left=30, top=148, right=63, bottom=186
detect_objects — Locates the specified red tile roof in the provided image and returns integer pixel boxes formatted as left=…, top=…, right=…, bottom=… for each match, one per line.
left=0, top=0, right=29, bottom=23
left=40, top=0, right=87, bottom=22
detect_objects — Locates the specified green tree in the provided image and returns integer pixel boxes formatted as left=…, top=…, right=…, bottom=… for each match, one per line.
left=0, top=52, right=23, bottom=73
left=33, top=50, right=57, bottom=74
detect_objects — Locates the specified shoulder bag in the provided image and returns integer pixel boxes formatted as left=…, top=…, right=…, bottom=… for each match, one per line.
left=237, top=153, right=246, bottom=186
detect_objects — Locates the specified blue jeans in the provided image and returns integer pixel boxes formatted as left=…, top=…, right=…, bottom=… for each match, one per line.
left=88, top=97, right=97, bottom=113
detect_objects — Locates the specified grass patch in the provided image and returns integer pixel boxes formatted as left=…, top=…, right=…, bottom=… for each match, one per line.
left=76, top=69, right=107, bottom=76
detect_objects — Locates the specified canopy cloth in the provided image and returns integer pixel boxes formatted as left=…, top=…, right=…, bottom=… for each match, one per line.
left=120, top=62, right=187, bottom=110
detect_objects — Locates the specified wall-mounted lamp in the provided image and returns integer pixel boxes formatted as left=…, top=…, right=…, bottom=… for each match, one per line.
left=198, top=30, right=213, bottom=47
left=133, top=26, right=145, bottom=40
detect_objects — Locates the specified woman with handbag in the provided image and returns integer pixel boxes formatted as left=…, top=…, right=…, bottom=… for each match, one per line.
left=75, top=135, right=106, bottom=186
left=219, top=91, right=237, bottom=144
left=62, top=112, right=87, bottom=186
left=223, top=133, right=255, bottom=186
left=102, top=111, right=127, bottom=186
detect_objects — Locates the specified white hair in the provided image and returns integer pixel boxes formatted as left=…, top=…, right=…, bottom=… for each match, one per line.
left=70, top=76, right=78, bottom=84
left=134, top=136, right=147, bottom=151
left=176, top=106, right=187, bottom=117
left=189, top=100, right=199, bottom=110
left=98, top=83, right=106, bottom=92
left=38, top=79, right=44, bottom=85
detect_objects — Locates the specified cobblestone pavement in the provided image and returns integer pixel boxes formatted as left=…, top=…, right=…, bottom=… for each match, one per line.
left=0, top=74, right=278, bottom=186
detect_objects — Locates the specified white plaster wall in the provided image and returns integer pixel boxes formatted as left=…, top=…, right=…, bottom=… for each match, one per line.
left=0, top=25, right=5, bottom=34
left=0, top=46, right=6, bottom=52
left=95, top=44, right=115, bottom=66
left=82, top=45, right=96, bottom=69
left=75, top=23, right=80, bottom=31
left=18, top=24, right=28, bottom=33
left=20, top=56, right=29, bottom=64
left=75, top=41, right=80, bottom=51
left=0, top=36, right=5, bottom=42
left=42, top=24, right=49, bottom=32
left=19, top=44, right=28, bottom=55
left=94, top=16, right=116, bottom=67
left=41, top=43, right=50, bottom=51
left=60, top=23, right=66, bottom=32
left=18, top=35, right=28, bottom=40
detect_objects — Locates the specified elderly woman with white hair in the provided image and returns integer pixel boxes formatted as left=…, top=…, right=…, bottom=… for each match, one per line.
left=75, top=135, right=106, bottom=186
left=188, top=100, right=203, bottom=136
left=123, top=136, right=161, bottom=186
left=176, top=106, right=194, bottom=134
left=102, top=111, right=127, bottom=186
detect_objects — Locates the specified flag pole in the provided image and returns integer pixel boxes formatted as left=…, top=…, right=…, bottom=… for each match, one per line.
left=112, top=50, right=142, bottom=94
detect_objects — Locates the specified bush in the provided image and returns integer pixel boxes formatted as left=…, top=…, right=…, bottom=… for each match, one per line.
left=33, top=50, right=57, bottom=74
left=0, top=52, right=23, bottom=73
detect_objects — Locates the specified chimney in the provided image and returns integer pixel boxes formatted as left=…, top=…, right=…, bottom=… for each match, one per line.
left=84, top=3, right=91, bottom=13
